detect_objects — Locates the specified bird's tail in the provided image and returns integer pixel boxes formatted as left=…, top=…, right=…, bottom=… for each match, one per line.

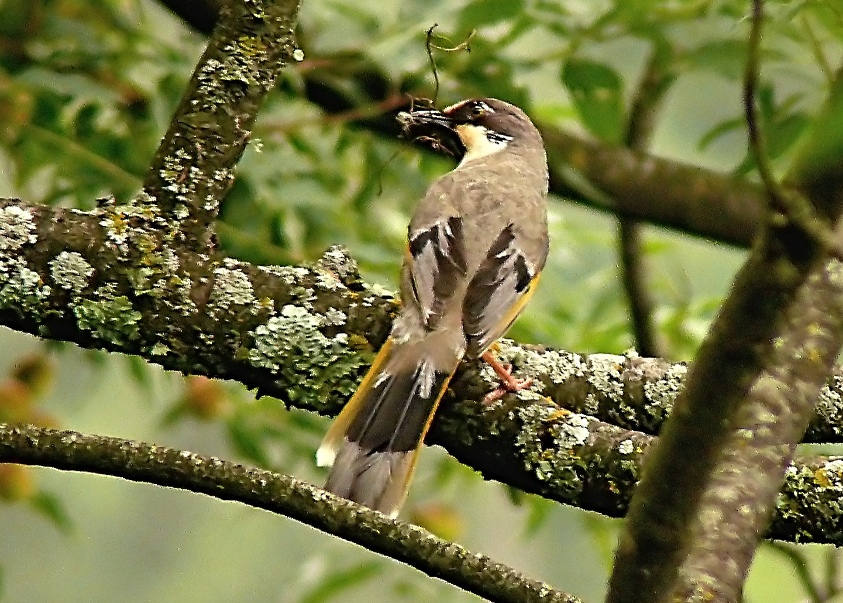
left=317, top=333, right=461, bottom=517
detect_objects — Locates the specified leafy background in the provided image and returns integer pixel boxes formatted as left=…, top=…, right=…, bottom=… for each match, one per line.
left=0, top=0, right=841, bottom=600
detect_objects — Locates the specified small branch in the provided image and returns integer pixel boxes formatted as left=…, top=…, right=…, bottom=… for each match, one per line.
left=618, top=219, right=658, bottom=356
left=0, top=423, right=579, bottom=603
left=744, top=0, right=842, bottom=257
left=616, top=40, right=676, bottom=358
left=743, top=0, right=778, bottom=202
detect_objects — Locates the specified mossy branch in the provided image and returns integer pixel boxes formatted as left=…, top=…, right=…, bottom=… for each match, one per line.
left=4, top=196, right=843, bottom=544
left=0, top=423, right=579, bottom=603
left=140, top=0, right=301, bottom=250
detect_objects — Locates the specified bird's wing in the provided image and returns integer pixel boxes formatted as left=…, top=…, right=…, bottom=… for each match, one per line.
left=462, top=223, right=545, bottom=357
left=405, top=215, right=468, bottom=330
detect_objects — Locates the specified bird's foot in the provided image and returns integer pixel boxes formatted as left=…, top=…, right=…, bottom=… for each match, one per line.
left=481, top=350, right=533, bottom=403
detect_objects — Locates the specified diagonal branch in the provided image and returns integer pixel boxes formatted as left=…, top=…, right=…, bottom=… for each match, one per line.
left=607, top=20, right=843, bottom=603
left=141, top=0, right=301, bottom=249
left=0, top=423, right=579, bottom=603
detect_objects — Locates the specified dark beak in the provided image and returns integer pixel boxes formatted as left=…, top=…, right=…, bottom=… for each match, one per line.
left=397, top=108, right=454, bottom=130
left=397, top=106, right=465, bottom=159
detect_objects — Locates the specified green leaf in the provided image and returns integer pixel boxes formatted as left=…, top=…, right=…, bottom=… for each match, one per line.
left=682, top=39, right=749, bottom=79
left=459, top=0, right=525, bottom=28
left=698, top=117, right=744, bottom=152
left=299, top=561, right=382, bottom=603
left=562, top=57, right=626, bottom=143
left=29, top=492, right=73, bottom=534
left=523, top=496, right=554, bottom=537
left=226, top=417, right=272, bottom=467
left=126, top=355, right=153, bottom=392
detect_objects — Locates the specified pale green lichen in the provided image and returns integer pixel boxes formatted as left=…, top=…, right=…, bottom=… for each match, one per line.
left=814, top=375, right=843, bottom=437
left=49, top=251, right=95, bottom=295
left=500, top=339, right=588, bottom=385
left=149, top=343, right=170, bottom=356
left=515, top=404, right=590, bottom=499
left=644, top=362, right=687, bottom=422
left=248, top=304, right=366, bottom=405
left=0, top=258, right=51, bottom=316
left=210, top=261, right=257, bottom=311
left=259, top=265, right=309, bottom=284
left=73, top=286, right=142, bottom=346
left=98, top=202, right=162, bottom=253
left=618, top=439, right=635, bottom=455
left=0, top=206, right=50, bottom=317
left=586, top=353, right=625, bottom=400
left=322, top=308, right=347, bottom=326
left=0, top=205, right=37, bottom=250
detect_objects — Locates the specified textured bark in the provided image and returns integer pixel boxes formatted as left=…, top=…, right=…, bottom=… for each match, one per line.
left=607, top=70, right=843, bottom=603
left=0, top=423, right=580, bottom=603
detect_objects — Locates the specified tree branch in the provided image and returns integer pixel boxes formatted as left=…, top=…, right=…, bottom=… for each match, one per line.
left=616, top=38, right=676, bottom=357
left=140, top=0, right=301, bottom=250
left=7, top=194, right=843, bottom=536
left=0, top=423, right=579, bottom=603
left=607, top=36, right=843, bottom=603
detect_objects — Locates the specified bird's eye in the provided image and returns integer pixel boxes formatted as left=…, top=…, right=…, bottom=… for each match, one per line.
left=471, top=104, right=486, bottom=117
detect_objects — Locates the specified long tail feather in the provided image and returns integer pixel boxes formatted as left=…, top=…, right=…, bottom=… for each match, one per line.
left=317, top=337, right=459, bottom=517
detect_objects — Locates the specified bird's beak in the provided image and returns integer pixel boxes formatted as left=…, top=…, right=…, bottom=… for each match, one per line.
left=397, top=107, right=464, bottom=159
left=397, top=108, right=455, bottom=130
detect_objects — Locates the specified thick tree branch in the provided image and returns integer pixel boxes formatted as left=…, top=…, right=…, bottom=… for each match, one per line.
left=0, top=423, right=579, bottom=603
left=7, top=193, right=843, bottom=534
left=607, top=47, right=843, bottom=603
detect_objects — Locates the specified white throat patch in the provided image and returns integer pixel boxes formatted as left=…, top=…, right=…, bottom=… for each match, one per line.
left=456, top=124, right=511, bottom=166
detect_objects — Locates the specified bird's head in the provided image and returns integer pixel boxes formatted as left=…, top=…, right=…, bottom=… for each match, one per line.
left=398, top=98, right=542, bottom=165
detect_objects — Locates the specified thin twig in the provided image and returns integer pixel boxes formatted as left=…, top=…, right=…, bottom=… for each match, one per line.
left=744, top=0, right=843, bottom=257
left=616, top=42, right=674, bottom=358
left=800, top=13, right=834, bottom=87
left=423, top=25, right=475, bottom=105
left=768, top=541, right=823, bottom=603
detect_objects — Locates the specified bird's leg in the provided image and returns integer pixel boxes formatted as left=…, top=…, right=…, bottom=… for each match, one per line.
left=480, top=349, right=533, bottom=403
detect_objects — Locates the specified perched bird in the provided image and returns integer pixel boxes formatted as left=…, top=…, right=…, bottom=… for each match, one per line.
left=317, top=98, right=549, bottom=517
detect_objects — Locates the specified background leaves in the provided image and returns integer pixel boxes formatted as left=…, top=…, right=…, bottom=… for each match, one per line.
left=1, top=0, right=842, bottom=601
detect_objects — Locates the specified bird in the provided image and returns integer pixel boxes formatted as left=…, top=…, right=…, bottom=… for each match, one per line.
left=316, top=98, right=549, bottom=517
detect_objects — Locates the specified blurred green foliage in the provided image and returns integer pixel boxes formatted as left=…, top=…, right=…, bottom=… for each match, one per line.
left=1, top=0, right=842, bottom=601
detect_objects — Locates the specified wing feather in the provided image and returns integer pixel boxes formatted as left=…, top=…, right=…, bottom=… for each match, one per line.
left=406, top=216, right=467, bottom=329
left=463, top=224, right=538, bottom=356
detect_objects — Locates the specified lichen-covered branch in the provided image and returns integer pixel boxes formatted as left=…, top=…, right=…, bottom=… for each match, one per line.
left=7, top=194, right=843, bottom=536
left=0, top=423, right=579, bottom=603
left=0, top=198, right=393, bottom=409
left=141, top=0, right=301, bottom=250
left=669, top=245, right=843, bottom=601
